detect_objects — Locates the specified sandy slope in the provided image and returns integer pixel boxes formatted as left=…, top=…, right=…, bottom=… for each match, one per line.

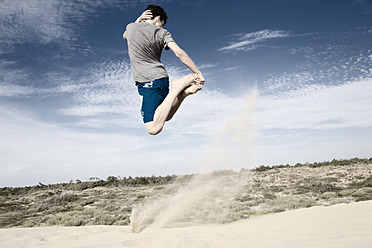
left=1, top=200, right=371, bottom=248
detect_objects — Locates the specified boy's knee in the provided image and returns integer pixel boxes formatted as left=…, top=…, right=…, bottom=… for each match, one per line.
left=145, top=123, right=163, bottom=135
left=147, top=128, right=162, bottom=135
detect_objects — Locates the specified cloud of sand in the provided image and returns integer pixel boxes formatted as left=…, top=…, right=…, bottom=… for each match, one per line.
left=130, top=90, right=258, bottom=233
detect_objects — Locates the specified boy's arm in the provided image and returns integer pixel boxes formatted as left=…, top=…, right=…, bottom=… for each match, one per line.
left=123, top=10, right=153, bottom=40
left=168, top=42, right=205, bottom=84
left=135, top=10, right=152, bottom=23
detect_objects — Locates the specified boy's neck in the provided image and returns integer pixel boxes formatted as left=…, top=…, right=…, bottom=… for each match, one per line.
left=145, top=20, right=156, bottom=25
left=145, top=19, right=163, bottom=27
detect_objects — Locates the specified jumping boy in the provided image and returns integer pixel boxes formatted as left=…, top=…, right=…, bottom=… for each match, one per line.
left=123, top=4, right=205, bottom=135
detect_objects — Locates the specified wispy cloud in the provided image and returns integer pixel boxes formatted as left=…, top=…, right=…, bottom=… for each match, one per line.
left=0, top=82, right=35, bottom=97
left=44, top=54, right=372, bottom=133
left=257, top=78, right=372, bottom=130
left=218, top=29, right=290, bottom=52
left=155, top=71, right=372, bottom=136
left=275, top=45, right=372, bottom=88
left=198, top=63, right=218, bottom=70
left=1, top=0, right=72, bottom=51
left=55, top=61, right=234, bottom=131
left=53, top=60, right=141, bottom=128
left=0, top=104, right=203, bottom=187
left=0, top=0, right=138, bottom=53
left=1, top=75, right=371, bottom=186
left=351, top=0, right=372, bottom=14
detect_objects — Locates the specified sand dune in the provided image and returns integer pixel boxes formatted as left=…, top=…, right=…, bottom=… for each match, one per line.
left=1, top=200, right=371, bottom=248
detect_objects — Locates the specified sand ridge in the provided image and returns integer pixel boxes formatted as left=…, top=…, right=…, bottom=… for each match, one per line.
left=1, top=200, right=371, bottom=248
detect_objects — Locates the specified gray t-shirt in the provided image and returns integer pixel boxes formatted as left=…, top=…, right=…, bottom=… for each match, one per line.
left=125, top=22, right=174, bottom=82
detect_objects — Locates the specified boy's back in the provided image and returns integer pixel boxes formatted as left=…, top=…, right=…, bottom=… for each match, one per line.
left=125, top=22, right=174, bottom=82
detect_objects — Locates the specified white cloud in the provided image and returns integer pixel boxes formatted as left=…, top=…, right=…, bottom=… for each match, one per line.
left=0, top=82, right=34, bottom=97
left=52, top=55, right=372, bottom=135
left=218, top=30, right=290, bottom=52
left=166, top=76, right=372, bottom=135
left=61, top=105, right=123, bottom=116
left=260, top=72, right=316, bottom=94
left=0, top=0, right=71, bottom=49
left=0, top=0, right=136, bottom=52
left=198, top=63, right=218, bottom=70
left=54, top=60, right=141, bottom=128
left=2, top=46, right=370, bottom=134
left=54, top=61, right=240, bottom=131
left=0, top=105, right=203, bottom=187
left=1, top=74, right=372, bottom=186
left=256, top=78, right=372, bottom=129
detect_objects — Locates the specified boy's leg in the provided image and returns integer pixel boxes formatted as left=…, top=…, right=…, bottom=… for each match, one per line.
left=166, top=84, right=202, bottom=121
left=145, top=74, right=198, bottom=135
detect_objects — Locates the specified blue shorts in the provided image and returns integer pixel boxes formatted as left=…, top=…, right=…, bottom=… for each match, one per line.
left=136, top=77, right=170, bottom=123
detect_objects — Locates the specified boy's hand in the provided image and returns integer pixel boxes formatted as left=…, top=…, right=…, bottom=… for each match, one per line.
left=135, top=10, right=153, bottom=23
left=195, top=72, right=205, bottom=86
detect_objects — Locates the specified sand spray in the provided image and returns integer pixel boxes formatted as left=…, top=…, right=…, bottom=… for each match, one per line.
left=130, top=90, right=258, bottom=233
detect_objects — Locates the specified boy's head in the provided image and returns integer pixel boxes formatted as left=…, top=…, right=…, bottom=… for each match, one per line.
left=146, top=4, right=168, bottom=26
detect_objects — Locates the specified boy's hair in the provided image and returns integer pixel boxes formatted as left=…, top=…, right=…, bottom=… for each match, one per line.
left=146, top=4, right=168, bottom=25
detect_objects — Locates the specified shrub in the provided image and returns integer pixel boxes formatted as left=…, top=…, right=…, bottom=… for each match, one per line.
left=350, top=176, right=372, bottom=188
left=93, top=213, right=116, bottom=225
left=47, top=211, right=87, bottom=226
left=46, top=206, right=66, bottom=214
left=295, top=181, right=340, bottom=194
left=320, top=192, right=337, bottom=200
left=116, top=218, right=130, bottom=226
left=226, top=209, right=256, bottom=222
left=22, top=220, right=36, bottom=227
left=328, top=198, right=350, bottom=205
left=352, top=187, right=372, bottom=201
left=50, top=192, right=80, bottom=205
left=268, top=195, right=316, bottom=211
left=61, top=216, right=86, bottom=226
left=338, top=189, right=355, bottom=197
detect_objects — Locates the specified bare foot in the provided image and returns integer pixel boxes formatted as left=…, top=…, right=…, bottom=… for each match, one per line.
left=171, top=74, right=198, bottom=93
left=182, top=84, right=202, bottom=97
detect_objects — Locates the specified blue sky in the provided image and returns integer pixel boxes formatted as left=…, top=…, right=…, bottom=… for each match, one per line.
left=1, top=0, right=371, bottom=187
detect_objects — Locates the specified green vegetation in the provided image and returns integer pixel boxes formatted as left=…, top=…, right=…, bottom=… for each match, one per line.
left=253, top=157, right=372, bottom=172
left=0, top=157, right=371, bottom=228
left=0, top=175, right=177, bottom=228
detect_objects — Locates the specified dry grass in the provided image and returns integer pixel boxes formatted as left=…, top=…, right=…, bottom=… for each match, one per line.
left=0, top=158, right=371, bottom=228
